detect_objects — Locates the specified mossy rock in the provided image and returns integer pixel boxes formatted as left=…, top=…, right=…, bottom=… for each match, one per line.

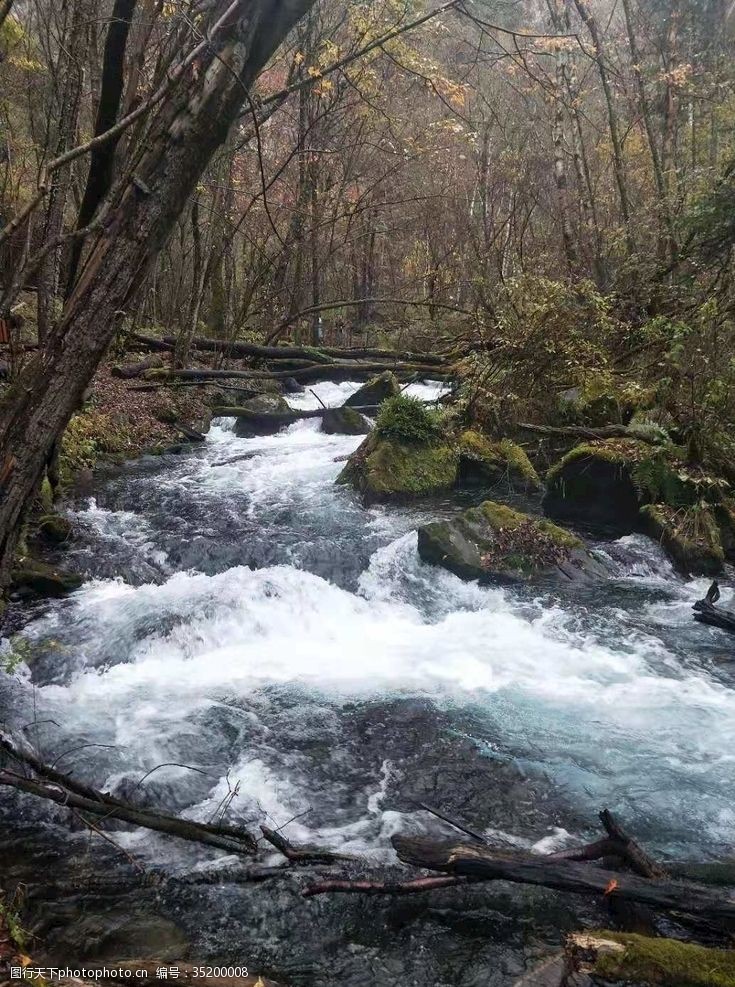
left=344, top=371, right=400, bottom=409
left=543, top=440, right=720, bottom=534
left=337, top=432, right=458, bottom=503
left=457, top=430, right=541, bottom=493
left=640, top=503, right=724, bottom=576
left=417, top=500, right=606, bottom=585
left=585, top=931, right=735, bottom=987
left=10, top=559, right=83, bottom=598
left=232, top=394, right=293, bottom=437
left=36, top=514, right=73, bottom=545
left=321, top=406, right=371, bottom=435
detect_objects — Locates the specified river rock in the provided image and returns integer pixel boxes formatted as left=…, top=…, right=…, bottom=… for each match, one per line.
left=36, top=513, right=74, bottom=544
left=283, top=376, right=305, bottom=393
left=10, top=558, right=83, bottom=597
left=344, top=370, right=399, bottom=409
left=337, top=431, right=457, bottom=503
left=457, top=430, right=541, bottom=492
left=417, top=501, right=606, bottom=585
left=543, top=439, right=655, bottom=532
left=640, top=503, right=724, bottom=575
left=321, top=406, right=371, bottom=435
left=233, top=393, right=293, bottom=437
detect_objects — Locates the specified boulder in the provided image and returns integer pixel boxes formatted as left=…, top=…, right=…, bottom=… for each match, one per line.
left=321, top=406, right=371, bottom=435
left=556, top=381, right=656, bottom=427
left=457, top=430, right=540, bottom=493
left=232, top=394, right=293, bottom=437
left=344, top=371, right=400, bottom=409
left=640, top=503, right=724, bottom=576
left=543, top=440, right=654, bottom=532
left=36, top=514, right=73, bottom=545
left=417, top=501, right=605, bottom=585
left=10, top=559, right=83, bottom=597
left=283, top=376, right=305, bottom=394
left=337, top=432, right=457, bottom=503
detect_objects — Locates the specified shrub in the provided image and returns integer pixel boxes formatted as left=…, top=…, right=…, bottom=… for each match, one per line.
left=375, top=395, right=443, bottom=444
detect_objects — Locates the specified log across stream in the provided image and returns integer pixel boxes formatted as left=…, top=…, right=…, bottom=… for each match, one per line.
left=1, top=380, right=735, bottom=985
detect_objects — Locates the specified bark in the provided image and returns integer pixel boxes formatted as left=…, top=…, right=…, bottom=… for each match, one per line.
left=391, top=835, right=735, bottom=921
left=0, top=0, right=13, bottom=31
left=0, top=0, right=317, bottom=591
left=110, top=353, right=164, bottom=378
left=67, top=0, right=139, bottom=293
left=36, top=0, right=89, bottom=341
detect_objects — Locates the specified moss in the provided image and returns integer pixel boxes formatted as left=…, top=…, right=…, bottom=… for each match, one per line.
left=375, top=394, right=443, bottom=444
left=337, top=432, right=458, bottom=502
left=39, top=476, right=54, bottom=512
left=418, top=499, right=597, bottom=584
left=10, top=558, right=82, bottom=597
left=458, top=430, right=540, bottom=491
left=60, top=409, right=135, bottom=483
left=592, top=932, right=735, bottom=986
left=546, top=439, right=652, bottom=485
left=36, top=514, right=72, bottom=544
left=479, top=501, right=583, bottom=550
left=640, top=502, right=724, bottom=575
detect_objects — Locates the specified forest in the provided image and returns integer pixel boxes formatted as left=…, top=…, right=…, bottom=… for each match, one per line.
left=1, top=0, right=735, bottom=985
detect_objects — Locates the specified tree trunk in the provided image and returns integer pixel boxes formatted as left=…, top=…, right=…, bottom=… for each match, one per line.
left=0, top=0, right=317, bottom=591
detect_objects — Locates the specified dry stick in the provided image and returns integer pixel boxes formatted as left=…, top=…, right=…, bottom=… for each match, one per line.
left=411, top=799, right=488, bottom=845
left=0, top=0, right=244, bottom=249
left=598, top=808, right=668, bottom=879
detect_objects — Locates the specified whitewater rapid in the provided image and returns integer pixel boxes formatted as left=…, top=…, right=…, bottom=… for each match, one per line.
left=3, top=379, right=735, bottom=868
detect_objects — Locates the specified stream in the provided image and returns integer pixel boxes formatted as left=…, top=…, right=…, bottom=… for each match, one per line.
left=2, top=379, right=735, bottom=986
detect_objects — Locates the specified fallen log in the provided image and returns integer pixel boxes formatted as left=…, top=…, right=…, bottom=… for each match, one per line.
left=564, top=931, right=735, bottom=986
left=110, top=354, right=164, bottom=379
left=129, top=332, right=446, bottom=367
left=390, top=836, right=735, bottom=922
left=693, top=598, right=735, bottom=635
left=0, top=737, right=257, bottom=855
left=517, top=422, right=665, bottom=445
left=145, top=360, right=451, bottom=385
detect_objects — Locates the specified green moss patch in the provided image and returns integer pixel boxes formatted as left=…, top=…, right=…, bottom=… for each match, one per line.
left=458, top=430, right=540, bottom=492
left=592, top=932, right=735, bottom=987
left=338, top=432, right=457, bottom=503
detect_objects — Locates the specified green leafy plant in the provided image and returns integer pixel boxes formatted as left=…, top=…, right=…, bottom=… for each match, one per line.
left=375, top=395, right=443, bottom=444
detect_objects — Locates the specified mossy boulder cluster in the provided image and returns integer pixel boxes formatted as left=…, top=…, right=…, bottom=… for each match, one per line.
left=337, top=395, right=539, bottom=504
left=544, top=438, right=733, bottom=575
left=417, top=501, right=605, bottom=585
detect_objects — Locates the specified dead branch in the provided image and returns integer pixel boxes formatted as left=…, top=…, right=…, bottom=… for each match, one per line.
left=517, top=422, right=663, bottom=445
left=390, top=835, right=735, bottom=921
left=260, top=825, right=356, bottom=865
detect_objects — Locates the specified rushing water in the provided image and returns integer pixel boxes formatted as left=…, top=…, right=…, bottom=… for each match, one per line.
left=2, top=380, right=735, bottom=985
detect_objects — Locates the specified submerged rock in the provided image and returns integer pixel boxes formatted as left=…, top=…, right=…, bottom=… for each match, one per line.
left=344, top=370, right=400, bottom=408
left=337, top=432, right=457, bottom=503
left=10, top=558, right=83, bottom=597
left=457, top=430, right=540, bottom=493
left=321, top=406, right=371, bottom=435
left=418, top=500, right=605, bottom=585
left=640, top=503, right=724, bottom=576
left=232, top=394, right=293, bottom=437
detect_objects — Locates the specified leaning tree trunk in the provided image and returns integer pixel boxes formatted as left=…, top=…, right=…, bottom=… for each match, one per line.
left=0, top=0, right=316, bottom=591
